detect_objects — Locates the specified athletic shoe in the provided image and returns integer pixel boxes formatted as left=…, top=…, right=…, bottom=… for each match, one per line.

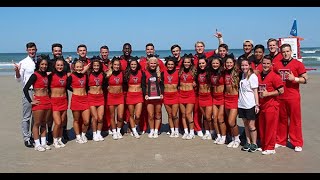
left=42, top=144, right=51, bottom=150
left=275, top=143, right=286, bottom=148
left=197, top=131, right=204, bottom=137
left=174, top=132, right=179, bottom=138
left=241, top=143, right=251, bottom=151
left=186, top=134, right=195, bottom=140
left=216, top=138, right=226, bottom=145
left=53, top=142, right=61, bottom=148
left=249, top=144, right=258, bottom=152
left=262, top=150, right=276, bottom=155
left=24, top=139, right=34, bottom=148
left=93, top=135, right=100, bottom=142
left=148, top=132, right=154, bottom=138
left=202, top=134, right=212, bottom=140
left=133, top=132, right=140, bottom=139
left=76, top=137, right=85, bottom=144
left=58, top=138, right=65, bottom=147
left=117, top=132, right=123, bottom=139
left=169, top=132, right=175, bottom=138
left=82, top=135, right=88, bottom=143
left=294, top=146, right=302, bottom=152
left=98, top=135, right=105, bottom=141
left=112, top=133, right=118, bottom=140
left=227, top=141, right=235, bottom=148
left=153, top=133, right=159, bottom=138
left=34, top=145, right=46, bottom=152
left=182, top=133, right=189, bottom=140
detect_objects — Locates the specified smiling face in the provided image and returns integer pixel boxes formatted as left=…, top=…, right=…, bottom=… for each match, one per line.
left=146, top=45, right=155, bottom=56
left=195, top=42, right=205, bottom=54
left=130, top=60, right=137, bottom=71
left=243, top=41, right=253, bottom=54
left=77, top=47, right=87, bottom=58
left=52, top=46, right=62, bottom=58
left=27, top=46, right=37, bottom=58
left=55, top=60, right=64, bottom=72
left=183, top=57, right=192, bottom=69
left=198, top=59, right=207, bottom=70
left=74, top=61, right=84, bottom=73
left=148, top=57, right=158, bottom=70
left=100, top=48, right=109, bottom=60
left=39, top=60, right=48, bottom=72
left=262, top=58, right=272, bottom=72
left=268, top=39, right=278, bottom=54
left=218, top=47, right=228, bottom=58
left=241, top=60, right=250, bottom=74
left=166, top=60, right=175, bottom=71
left=112, top=60, right=120, bottom=71
left=254, top=47, right=264, bottom=61
left=92, top=61, right=100, bottom=72
left=211, top=58, right=221, bottom=70
left=171, top=47, right=181, bottom=59
left=225, top=58, right=234, bottom=70
left=123, top=44, right=132, bottom=56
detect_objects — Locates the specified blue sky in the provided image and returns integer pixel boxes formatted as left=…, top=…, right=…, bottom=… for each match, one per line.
left=1, top=7, right=319, bottom=53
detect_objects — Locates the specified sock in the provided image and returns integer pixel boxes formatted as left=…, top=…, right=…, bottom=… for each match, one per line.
left=221, top=135, right=226, bottom=141
left=132, top=127, right=137, bottom=134
left=76, top=135, right=81, bottom=140
left=235, top=135, right=240, bottom=142
left=112, top=129, right=117, bottom=134
left=97, top=130, right=101, bottom=136
left=174, top=128, right=179, bottom=133
left=93, top=131, right=97, bottom=137
left=41, top=137, right=47, bottom=146
left=150, top=129, right=154, bottom=134
left=170, top=128, right=174, bottom=133
left=117, top=127, right=121, bottom=133
left=205, top=130, right=210, bottom=135
left=81, top=132, right=86, bottom=138
left=184, top=128, right=188, bottom=134
left=53, top=138, right=58, bottom=143
left=190, top=129, right=195, bottom=135
left=217, top=134, right=221, bottom=138
left=154, top=129, right=158, bottom=134
left=35, top=139, right=40, bottom=147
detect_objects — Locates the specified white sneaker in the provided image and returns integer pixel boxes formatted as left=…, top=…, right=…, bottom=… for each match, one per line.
left=117, top=132, right=123, bottom=139
left=275, top=143, right=286, bottom=148
left=227, top=141, right=235, bottom=148
left=174, top=132, right=179, bottom=138
left=169, top=132, right=175, bottom=138
left=148, top=132, right=154, bottom=138
left=166, top=131, right=170, bottom=135
left=257, top=148, right=262, bottom=152
left=42, top=144, right=51, bottom=150
left=76, top=138, right=85, bottom=144
left=186, top=134, right=195, bottom=140
left=34, top=145, right=46, bottom=152
left=130, top=132, right=134, bottom=137
left=133, top=132, right=140, bottom=139
left=53, top=142, right=61, bottom=148
left=112, top=133, right=118, bottom=140
left=262, top=150, right=276, bottom=155
left=82, top=135, right=88, bottom=143
left=217, top=138, right=226, bottom=145
left=108, top=130, right=113, bottom=135
left=232, top=140, right=241, bottom=148
left=93, top=135, right=100, bottom=142
left=197, top=131, right=204, bottom=137
left=294, top=146, right=302, bottom=152
left=153, top=133, right=159, bottom=138
left=202, top=134, right=212, bottom=140
left=58, top=138, right=66, bottom=147
left=182, top=133, right=189, bottom=139
left=98, top=135, right=105, bottom=141
left=213, top=137, right=221, bottom=144
left=141, top=131, right=145, bottom=135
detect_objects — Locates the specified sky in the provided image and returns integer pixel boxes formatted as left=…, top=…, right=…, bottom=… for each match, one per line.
left=0, top=7, right=319, bottom=53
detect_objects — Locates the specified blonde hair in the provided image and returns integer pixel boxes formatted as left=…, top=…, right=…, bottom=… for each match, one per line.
left=106, top=58, right=121, bottom=78
left=147, top=57, right=161, bottom=80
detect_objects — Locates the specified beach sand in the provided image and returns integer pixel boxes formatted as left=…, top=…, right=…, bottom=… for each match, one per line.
left=0, top=74, right=319, bottom=173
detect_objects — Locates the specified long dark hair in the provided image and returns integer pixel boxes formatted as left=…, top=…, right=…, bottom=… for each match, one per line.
left=179, top=53, right=196, bottom=78
left=35, top=54, right=50, bottom=72
left=124, top=57, right=140, bottom=82
left=196, top=55, right=210, bottom=86
left=208, top=55, right=224, bottom=81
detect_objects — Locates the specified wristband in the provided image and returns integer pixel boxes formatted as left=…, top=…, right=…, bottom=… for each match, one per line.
left=294, top=77, right=299, bottom=82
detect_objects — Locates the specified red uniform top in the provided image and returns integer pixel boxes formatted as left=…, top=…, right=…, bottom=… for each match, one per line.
left=108, top=72, right=123, bottom=87
left=70, top=73, right=87, bottom=88
left=198, top=72, right=208, bottom=85
left=119, top=59, right=128, bottom=72
left=139, top=57, right=165, bottom=72
left=33, top=71, right=48, bottom=88
left=211, top=72, right=225, bottom=87
left=102, top=63, right=109, bottom=72
left=128, top=70, right=142, bottom=86
left=176, top=60, right=183, bottom=71
left=180, top=70, right=194, bottom=84
left=50, top=73, right=67, bottom=88
left=273, top=59, right=306, bottom=100
left=251, top=61, right=263, bottom=73
left=258, top=71, right=283, bottom=109
left=88, top=73, right=104, bottom=87
left=270, top=52, right=283, bottom=65
left=193, top=50, right=216, bottom=67
left=224, top=71, right=233, bottom=86
left=163, top=70, right=179, bottom=85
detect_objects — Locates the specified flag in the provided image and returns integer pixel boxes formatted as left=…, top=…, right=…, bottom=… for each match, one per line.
left=290, top=19, right=297, bottom=36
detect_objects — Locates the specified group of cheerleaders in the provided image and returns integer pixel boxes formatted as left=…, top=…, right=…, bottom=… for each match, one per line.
left=24, top=37, right=307, bottom=155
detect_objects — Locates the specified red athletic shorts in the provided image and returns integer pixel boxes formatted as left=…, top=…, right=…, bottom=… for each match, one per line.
left=126, top=91, right=143, bottom=105
left=70, top=94, right=89, bottom=111
left=32, top=95, right=51, bottom=111
left=88, top=93, right=104, bottom=107
left=107, top=92, right=124, bottom=105
left=199, top=92, right=212, bottom=107
left=224, top=94, right=238, bottom=109
left=212, top=92, right=224, bottom=106
left=51, top=96, right=68, bottom=111
left=163, top=91, right=179, bottom=105
left=179, top=90, right=195, bottom=104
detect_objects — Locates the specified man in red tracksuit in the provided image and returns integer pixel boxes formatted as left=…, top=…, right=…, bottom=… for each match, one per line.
left=273, top=44, right=308, bottom=152
left=258, top=55, right=284, bottom=155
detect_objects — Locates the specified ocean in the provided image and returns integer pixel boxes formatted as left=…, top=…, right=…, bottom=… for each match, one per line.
left=1, top=48, right=320, bottom=75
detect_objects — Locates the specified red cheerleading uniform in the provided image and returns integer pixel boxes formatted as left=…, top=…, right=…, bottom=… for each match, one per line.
left=198, top=72, right=212, bottom=107
left=49, top=72, right=68, bottom=111
left=107, top=71, right=124, bottom=105
left=126, top=70, right=144, bottom=105
left=211, top=72, right=225, bottom=105
left=69, top=73, right=89, bottom=111
left=30, top=72, right=51, bottom=111
left=258, top=71, right=283, bottom=151
left=251, top=61, right=263, bottom=74
left=179, top=70, right=196, bottom=104
left=162, top=70, right=179, bottom=105
left=224, top=72, right=238, bottom=109
left=273, top=58, right=306, bottom=148
left=88, top=72, right=105, bottom=107
left=139, top=57, right=166, bottom=73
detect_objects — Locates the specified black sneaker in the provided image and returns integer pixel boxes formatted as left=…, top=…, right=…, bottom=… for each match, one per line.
left=249, top=144, right=258, bottom=152
left=241, top=143, right=251, bottom=151
left=24, top=139, right=34, bottom=148
left=47, top=131, right=53, bottom=145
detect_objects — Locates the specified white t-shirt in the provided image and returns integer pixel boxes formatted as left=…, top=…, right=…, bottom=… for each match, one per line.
left=238, top=73, right=258, bottom=109
left=15, top=56, right=36, bottom=89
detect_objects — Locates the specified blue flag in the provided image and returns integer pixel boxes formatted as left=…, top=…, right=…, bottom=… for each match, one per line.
left=290, top=19, right=297, bottom=36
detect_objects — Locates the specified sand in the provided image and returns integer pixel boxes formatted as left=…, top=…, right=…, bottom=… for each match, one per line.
left=0, top=74, right=319, bottom=173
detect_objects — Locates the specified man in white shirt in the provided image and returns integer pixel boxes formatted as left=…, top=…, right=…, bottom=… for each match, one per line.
left=14, top=42, right=37, bottom=148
